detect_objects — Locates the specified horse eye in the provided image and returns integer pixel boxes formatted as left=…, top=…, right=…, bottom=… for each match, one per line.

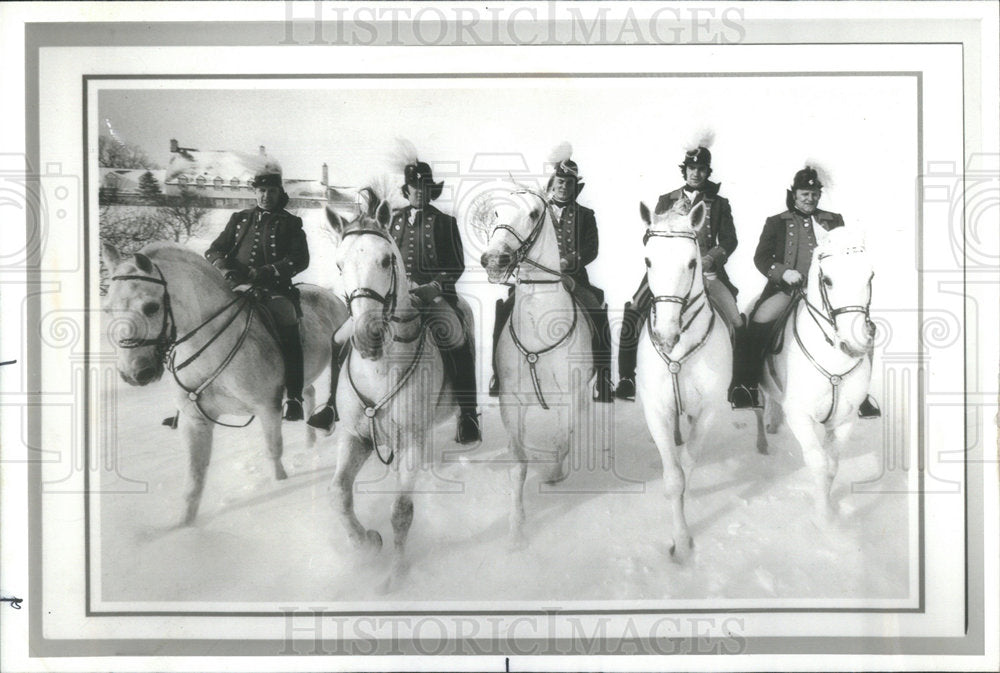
left=644, top=257, right=651, bottom=268
left=529, top=209, right=539, bottom=220
left=380, top=255, right=391, bottom=269
left=141, top=301, right=159, bottom=317
left=688, top=259, right=697, bottom=269
left=823, top=277, right=833, bottom=287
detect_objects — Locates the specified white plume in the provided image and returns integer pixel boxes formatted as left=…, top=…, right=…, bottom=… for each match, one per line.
left=686, top=129, right=715, bottom=151
left=802, top=159, right=834, bottom=188
left=547, top=141, right=573, bottom=165
left=390, top=138, right=420, bottom=172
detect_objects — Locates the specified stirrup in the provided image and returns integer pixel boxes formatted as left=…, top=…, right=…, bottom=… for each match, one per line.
left=161, top=412, right=179, bottom=430
left=456, top=412, right=482, bottom=444
left=282, top=398, right=304, bottom=422
left=488, top=375, right=499, bottom=398
left=593, top=376, right=616, bottom=403
left=615, top=377, right=636, bottom=401
left=729, top=384, right=762, bottom=410
left=306, top=404, right=338, bottom=432
left=858, top=395, right=881, bottom=419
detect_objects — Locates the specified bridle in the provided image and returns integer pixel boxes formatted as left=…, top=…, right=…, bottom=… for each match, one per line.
left=801, top=246, right=874, bottom=349
left=643, top=228, right=716, bottom=446
left=110, top=259, right=257, bottom=428
left=490, top=189, right=563, bottom=286
left=643, top=229, right=708, bottom=333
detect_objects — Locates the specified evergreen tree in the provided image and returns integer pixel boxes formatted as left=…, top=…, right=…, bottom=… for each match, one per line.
left=138, top=171, right=162, bottom=202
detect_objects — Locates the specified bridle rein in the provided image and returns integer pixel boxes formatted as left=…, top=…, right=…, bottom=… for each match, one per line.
left=491, top=189, right=580, bottom=409
left=643, top=228, right=716, bottom=446
left=790, top=246, right=875, bottom=424
left=111, top=260, right=257, bottom=428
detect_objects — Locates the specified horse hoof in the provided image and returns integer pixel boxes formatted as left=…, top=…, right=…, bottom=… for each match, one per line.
left=275, top=464, right=288, bottom=481
left=668, top=537, right=694, bottom=562
left=756, top=440, right=769, bottom=455
left=365, top=529, right=383, bottom=551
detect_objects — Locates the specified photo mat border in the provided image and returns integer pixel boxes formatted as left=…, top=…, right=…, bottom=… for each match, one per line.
left=18, top=18, right=985, bottom=659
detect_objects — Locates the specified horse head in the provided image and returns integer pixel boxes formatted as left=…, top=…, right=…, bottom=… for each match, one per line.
left=478, top=184, right=553, bottom=284
left=102, top=241, right=172, bottom=386
left=640, top=200, right=706, bottom=353
left=808, top=227, right=875, bottom=358
left=328, top=186, right=401, bottom=359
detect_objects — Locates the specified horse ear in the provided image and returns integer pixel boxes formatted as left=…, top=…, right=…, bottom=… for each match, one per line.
left=133, top=252, right=153, bottom=273
left=689, top=201, right=707, bottom=230
left=326, top=205, right=346, bottom=236
left=101, top=241, right=122, bottom=269
left=375, top=200, right=392, bottom=229
left=639, top=201, right=652, bottom=227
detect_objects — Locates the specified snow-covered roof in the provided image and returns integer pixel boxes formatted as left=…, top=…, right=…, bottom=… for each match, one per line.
left=166, top=149, right=274, bottom=184
left=100, top=168, right=166, bottom=191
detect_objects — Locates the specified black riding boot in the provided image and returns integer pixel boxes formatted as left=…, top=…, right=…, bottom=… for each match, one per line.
left=277, top=322, right=305, bottom=421
left=451, top=339, right=482, bottom=444
left=590, top=305, right=615, bottom=403
left=306, top=341, right=348, bottom=432
left=488, top=295, right=514, bottom=397
left=615, top=301, right=643, bottom=401
left=730, top=320, right=768, bottom=409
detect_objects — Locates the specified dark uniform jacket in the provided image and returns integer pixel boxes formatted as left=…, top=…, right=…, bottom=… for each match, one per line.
left=655, top=180, right=739, bottom=297
left=551, top=201, right=601, bottom=301
left=389, top=204, right=465, bottom=300
left=754, top=208, right=844, bottom=303
left=205, top=207, right=309, bottom=293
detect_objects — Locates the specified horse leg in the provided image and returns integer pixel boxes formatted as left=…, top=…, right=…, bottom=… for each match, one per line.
left=180, top=412, right=214, bottom=526
left=259, top=407, right=288, bottom=481
left=378, top=456, right=419, bottom=594
left=766, top=399, right=784, bottom=434
left=754, top=405, right=769, bottom=455
left=822, top=422, right=852, bottom=515
left=648, top=418, right=692, bottom=561
left=330, top=433, right=382, bottom=552
left=303, top=384, right=317, bottom=449
left=785, top=411, right=836, bottom=522
left=507, top=441, right=528, bottom=550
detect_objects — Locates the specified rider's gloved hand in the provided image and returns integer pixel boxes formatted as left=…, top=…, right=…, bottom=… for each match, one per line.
left=781, top=269, right=804, bottom=287
left=410, top=281, right=442, bottom=305
left=223, top=268, right=247, bottom=286
left=701, top=255, right=714, bottom=272
left=559, top=257, right=570, bottom=271
left=248, top=265, right=275, bottom=286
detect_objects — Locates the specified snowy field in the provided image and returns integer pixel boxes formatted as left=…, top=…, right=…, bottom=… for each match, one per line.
left=97, top=372, right=908, bottom=607
left=96, top=207, right=910, bottom=608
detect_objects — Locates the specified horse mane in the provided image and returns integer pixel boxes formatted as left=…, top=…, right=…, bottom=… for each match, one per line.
left=649, top=200, right=697, bottom=235
left=141, top=241, right=229, bottom=290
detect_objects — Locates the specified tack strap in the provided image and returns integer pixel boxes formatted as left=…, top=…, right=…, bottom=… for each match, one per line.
left=507, top=301, right=579, bottom=410
left=792, top=315, right=865, bottom=424
left=346, top=327, right=428, bottom=465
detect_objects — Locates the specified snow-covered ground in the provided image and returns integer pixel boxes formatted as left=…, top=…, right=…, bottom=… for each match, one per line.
left=97, top=373, right=907, bottom=606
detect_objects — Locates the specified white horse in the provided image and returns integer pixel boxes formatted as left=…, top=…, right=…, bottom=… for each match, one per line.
left=325, top=195, right=474, bottom=592
left=755, top=227, right=875, bottom=520
left=635, top=200, right=733, bottom=560
left=479, top=186, right=594, bottom=548
left=102, top=242, right=348, bottom=524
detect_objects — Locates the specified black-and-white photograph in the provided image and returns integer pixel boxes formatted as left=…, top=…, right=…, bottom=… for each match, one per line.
left=1, top=2, right=996, bottom=670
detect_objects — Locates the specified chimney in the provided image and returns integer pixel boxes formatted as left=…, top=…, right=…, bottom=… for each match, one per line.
left=259, top=145, right=266, bottom=156
left=170, top=139, right=178, bottom=153
left=322, top=163, right=328, bottom=187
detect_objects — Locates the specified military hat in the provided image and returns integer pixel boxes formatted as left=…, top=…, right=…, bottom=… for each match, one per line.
left=790, top=166, right=823, bottom=191
left=547, top=158, right=585, bottom=197
left=251, top=170, right=283, bottom=189
left=403, top=160, right=444, bottom=201
left=680, top=146, right=712, bottom=169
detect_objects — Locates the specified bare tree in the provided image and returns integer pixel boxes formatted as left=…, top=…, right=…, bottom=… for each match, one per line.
left=99, top=135, right=159, bottom=169
left=157, top=186, right=210, bottom=241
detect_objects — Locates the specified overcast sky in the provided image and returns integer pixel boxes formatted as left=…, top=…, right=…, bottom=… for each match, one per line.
left=98, top=76, right=918, bottom=314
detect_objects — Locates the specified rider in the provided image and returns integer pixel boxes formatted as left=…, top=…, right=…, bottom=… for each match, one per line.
left=308, top=159, right=482, bottom=444
left=203, top=164, right=310, bottom=421
left=730, top=166, right=881, bottom=418
left=615, top=146, right=742, bottom=402
left=487, top=152, right=616, bottom=403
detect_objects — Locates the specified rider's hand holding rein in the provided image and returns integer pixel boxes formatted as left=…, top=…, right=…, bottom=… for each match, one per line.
left=410, top=280, right=442, bottom=305
left=781, top=269, right=804, bottom=287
